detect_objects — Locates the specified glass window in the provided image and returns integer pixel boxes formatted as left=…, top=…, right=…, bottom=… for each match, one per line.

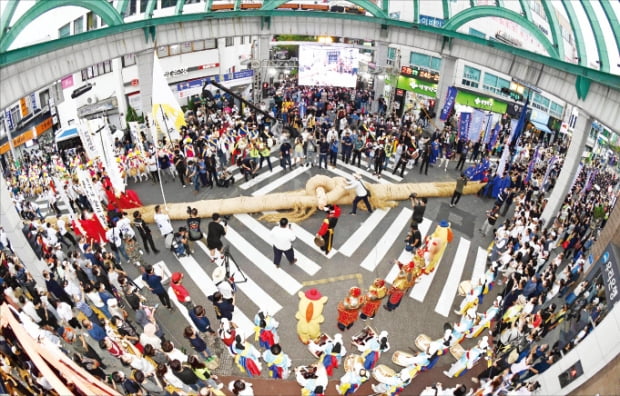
left=387, top=47, right=396, bottom=60
left=461, top=65, right=480, bottom=88
left=122, top=54, right=136, bottom=67
left=550, top=102, right=564, bottom=118
left=181, top=42, right=193, bottom=53
left=161, top=0, right=176, bottom=8
left=81, top=69, right=88, bottom=81
left=533, top=93, right=550, bottom=110
left=86, top=12, right=96, bottom=31
left=430, top=56, right=442, bottom=71
left=73, top=18, right=84, bottom=34
left=128, top=0, right=138, bottom=16
left=87, top=67, right=94, bottom=79
left=140, top=0, right=148, bottom=13
left=103, top=60, right=112, bottom=73
left=59, top=23, right=71, bottom=38
left=97, top=63, right=105, bottom=75
left=157, top=45, right=169, bottom=58
left=225, top=37, right=234, bottom=47
left=410, top=52, right=431, bottom=68
left=240, top=36, right=245, bottom=45
left=205, top=39, right=217, bottom=49
left=193, top=40, right=205, bottom=51
left=169, top=44, right=181, bottom=56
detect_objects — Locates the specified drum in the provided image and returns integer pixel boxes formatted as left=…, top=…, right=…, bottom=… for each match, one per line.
left=314, top=236, right=325, bottom=247
left=352, top=326, right=376, bottom=347
left=392, top=351, right=414, bottom=366
left=449, top=343, right=465, bottom=360
left=415, top=334, right=431, bottom=352
left=372, top=364, right=396, bottom=383
left=458, top=280, right=473, bottom=296
left=344, top=355, right=364, bottom=372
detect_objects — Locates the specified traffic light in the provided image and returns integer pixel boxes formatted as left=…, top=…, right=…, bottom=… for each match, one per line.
left=262, top=82, right=269, bottom=97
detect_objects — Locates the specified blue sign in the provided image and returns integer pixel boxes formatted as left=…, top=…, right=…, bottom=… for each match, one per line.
left=223, top=69, right=254, bottom=81
left=458, top=112, right=472, bottom=140
left=4, top=109, right=14, bottom=131
left=440, top=86, right=457, bottom=121
left=419, top=14, right=445, bottom=28
left=176, top=75, right=220, bottom=92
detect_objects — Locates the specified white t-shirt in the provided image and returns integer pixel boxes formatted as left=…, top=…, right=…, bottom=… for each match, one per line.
left=154, top=212, right=173, bottom=235
left=270, top=225, right=296, bottom=251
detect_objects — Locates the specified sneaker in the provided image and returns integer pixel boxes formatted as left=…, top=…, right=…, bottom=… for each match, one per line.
left=471, top=377, right=479, bottom=384
left=443, top=371, right=451, bottom=377
left=450, top=204, right=454, bottom=208
left=290, top=258, right=297, bottom=265
left=349, top=212, right=356, bottom=215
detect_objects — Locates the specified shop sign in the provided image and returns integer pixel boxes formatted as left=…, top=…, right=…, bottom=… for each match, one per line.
left=61, top=75, right=74, bottom=89
left=77, top=96, right=118, bottom=118
left=419, top=14, right=445, bottom=28
left=35, top=117, right=53, bottom=136
left=164, top=67, right=188, bottom=78
left=455, top=90, right=507, bottom=113
left=223, top=69, right=254, bottom=81
left=4, top=109, right=14, bottom=131
left=400, top=65, right=439, bottom=84
left=396, top=76, right=437, bottom=98
left=600, top=246, right=619, bottom=306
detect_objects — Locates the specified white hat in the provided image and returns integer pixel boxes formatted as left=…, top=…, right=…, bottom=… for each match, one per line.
left=212, top=266, right=226, bottom=283
left=466, top=307, right=477, bottom=318
left=479, top=336, right=489, bottom=349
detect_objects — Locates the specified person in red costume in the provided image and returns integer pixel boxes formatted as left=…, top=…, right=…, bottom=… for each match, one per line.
left=337, top=287, right=364, bottom=331
left=315, top=204, right=341, bottom=255
left=170, top=272, right=193, bottom=310
left=360, top=278, right=387, bottom=320
left=79, top=210, right=108, bottom=243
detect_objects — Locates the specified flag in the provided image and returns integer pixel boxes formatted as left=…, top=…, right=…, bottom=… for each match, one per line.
left=496, top=141, right=511, bottom=176
left=542, top=155, right=557, bottom=189
left=468, top=109, right=485, bottom=142
left=439, top=86, right=457, bottom=121
left=487, top=122, right=500, bottom=150
left=510, top=97, right=529, bottom=146
left=458, top=112, right=472, bottom=141
left=100, top=122, right=126, bottom=195
left=525, top=146, right=539, bottom=183
left=152, top=53, right=184, bottom=142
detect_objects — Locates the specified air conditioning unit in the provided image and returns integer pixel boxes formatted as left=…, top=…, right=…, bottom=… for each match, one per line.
left=250, top=60, right=261, bottom=69
left=85, top=94, right=98, bottom=105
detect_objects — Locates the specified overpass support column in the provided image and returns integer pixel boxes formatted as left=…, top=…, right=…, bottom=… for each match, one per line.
left=541, top=114, right=592, bottom=226
left=0, top=175, right=46, bottom=285
left=136, top=49, right=155, bottom=130
left=372, top=40, right=389, bottom=113
left=252, top=34, right=271, bottom=105
left=433, top=55, right=457, bottom=128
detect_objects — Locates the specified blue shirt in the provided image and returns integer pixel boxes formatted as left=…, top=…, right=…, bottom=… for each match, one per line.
left=87, top=322, right=106, bottom=342
left=189, top=310, right=212, bottom=333
left=142, top=273, right=165, bottom=295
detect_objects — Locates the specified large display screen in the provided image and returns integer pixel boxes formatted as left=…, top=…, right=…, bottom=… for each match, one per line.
left=298, top=45, right=359, bottom=88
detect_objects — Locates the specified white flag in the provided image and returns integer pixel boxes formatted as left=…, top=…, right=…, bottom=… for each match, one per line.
left=152, top=53, right=184, bottom=142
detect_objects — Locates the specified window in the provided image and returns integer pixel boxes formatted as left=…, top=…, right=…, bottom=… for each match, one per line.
left=410, top=51, right=442, bottom=71
left=86, top=12, right=96, bottom=31
left=81, top=61, right=113, bottom=81
left=240, top=36, right=245, bottom=45
left=532, top=93, right=550, bottom=111
left=468, top=28, right=486, bottom=39
left=550, top=101, right=564, bottom=119
left=73, top=17, right=84, bottom=34
left=193, top=40, right=205, bottom=51
left=157, top=45, right=169, bottom=58
left=169, top=44, right=181, bottom=56
left=122, top=54, right=136, bottom=67
left=59, top=23, right=71, bottom=38
left=128, top=0, right=138, bottom=16
left=162, top=0, right=176, bottom=8
left=39, top=90, right=50, bottom=109
left=387, top=47, right=396, bottom=60
left=461, top=65, right=480, bottom=88
left=482, top=72, right=510, bottom=95
left=225, top=37, right=234, bottom=47
left=140, top=0, right=148, bottom=13
left=182, top=42, right=193, bottom=53
left=205, top=39, right=217, bottom=49
left=81, top=69, right=89, bottom=81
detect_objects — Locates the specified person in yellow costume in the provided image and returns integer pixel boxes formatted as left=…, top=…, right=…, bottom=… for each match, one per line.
left=296, top=288, right=329, bottom=344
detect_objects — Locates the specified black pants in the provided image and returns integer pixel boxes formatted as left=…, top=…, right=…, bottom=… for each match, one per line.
left=273, top=246, right=295, bottom=266
left=451, top=191, right=462, bottom=205
left=419, top=159, right=429, bottom=175
left=393, top=160, right=407, bottom=176
left=59, top=232, right=77, bottom=247
left=351, top=195, right=372, bottom=214
left=139, top=232, right=158, bottom=253
left=351, top=149, right=362, bottom=167
left=455, top=155, right=466, bottom=170
left=156, top=291, right=172, bottom=309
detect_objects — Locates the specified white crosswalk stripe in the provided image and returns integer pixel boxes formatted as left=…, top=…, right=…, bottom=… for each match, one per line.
left=335, top=158, right=403, bottom=182
left=327, top=166, right=391, bottom=185
left=234, top=214, right=321, bottom=276
left=251, top=165, right=310, bottom=196
left=386, top=218, right=433, bottom=284
left=471, top=247, right=488, bottom=282
left=339, top=209, right=390, bottom=257
left=225, top=226, right=303, bottom=295
left=434, top=237, right=470, bottom=317
left=360, top=207, right=412, bottom=271
left=195, top=241, right=283, bottom=315
left=239, top=165, right=284, bottom=189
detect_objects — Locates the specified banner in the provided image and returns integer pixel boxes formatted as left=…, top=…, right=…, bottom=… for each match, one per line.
left=468, top=109, right=486, bottom=142
left=458, top=112, right=472, bottom=141
left=77, top=169, right=107, bottom=231
left=100, top=123, right=126, bottom=195
left=487, top=122, right=501, bottom=149
left=525, top=146, right=539, bottom=183
left=542, top=155, right=557, bottom=189
left=439, top=86, right=457, bottom=121
left=510, top=97, right=529, bottom=146
left=128, top=121, right=145, bottom=153
left=152, top=53, right=184, bottom=142
left=496, top=140, right=511, bottom=176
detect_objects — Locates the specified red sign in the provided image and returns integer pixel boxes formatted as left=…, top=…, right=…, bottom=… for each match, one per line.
left=61, top=75, right=74, bottom=89
left=130, top=79, right=139, bottom=86
left=198, top=63, right=220, bottom=70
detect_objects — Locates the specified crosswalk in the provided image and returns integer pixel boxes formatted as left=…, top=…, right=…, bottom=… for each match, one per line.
left=124, top=158, right=489, bottom=339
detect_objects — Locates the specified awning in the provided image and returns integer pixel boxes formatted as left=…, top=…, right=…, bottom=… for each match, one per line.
left=530, top=120, right=552, bottom=134
left=55, top=127, right=79, bottom=142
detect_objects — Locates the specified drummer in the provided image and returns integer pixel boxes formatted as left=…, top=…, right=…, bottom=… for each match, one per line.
left=336, top=355, right=369, bottom=395
left=315, top=204, right=341, bottom=255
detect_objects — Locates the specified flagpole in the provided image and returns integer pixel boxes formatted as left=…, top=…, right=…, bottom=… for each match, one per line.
left=152, top=109, right=168, bottom=210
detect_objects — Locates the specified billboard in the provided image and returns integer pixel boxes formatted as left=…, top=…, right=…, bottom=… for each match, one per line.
left=298, top=45, right=359, bottom=88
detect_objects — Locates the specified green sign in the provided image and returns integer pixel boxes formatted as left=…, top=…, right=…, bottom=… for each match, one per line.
left=455, top=90, right=507, bottom=113
left=396, top=76, right=438, bottom=98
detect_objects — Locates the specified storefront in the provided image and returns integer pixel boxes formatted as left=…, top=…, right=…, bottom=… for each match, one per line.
left=454, top=90, right=508, bottom=114
left=392, top=66, right=439, bottom=117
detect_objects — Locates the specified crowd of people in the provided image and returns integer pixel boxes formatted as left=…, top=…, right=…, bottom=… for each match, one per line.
left=0, top=80, right=618, bottom=396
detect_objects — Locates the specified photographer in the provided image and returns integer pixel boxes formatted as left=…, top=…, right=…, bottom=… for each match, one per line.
left=409, top=193, right=427, bottom=224
left=450, top=172, right=468, bottom=208
left=270, top=218, right=297, bottom=269
left=206, top=213, right=228, bottom=263
left=186, top=207, right=206, bottom=246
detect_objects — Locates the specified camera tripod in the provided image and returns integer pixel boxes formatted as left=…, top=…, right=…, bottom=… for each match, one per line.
left=221, top=245, right=247, bottom=284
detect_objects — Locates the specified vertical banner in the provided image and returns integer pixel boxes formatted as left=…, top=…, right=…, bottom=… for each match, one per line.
left=78, top=121, right=99, bottom=161
left=439, top=86, right=457, bottom=121
left=152, top=53, right=184, bottom=142
left=77, top=169, right=107, bottom=228
left=458, top=112, right=472, bottom=141
left=510, top=97, right=529, bottom=146
left=509, top=118, right=519, bottom=142
left=525, top=146, right=539, bottom=183
left=542, top=155, right=557, bottom=188
left=482, top=113, right=494, bottom=144
left=496, top=140, right=511, bottom=176
left=468, top=109, right=486, bottom=142
left=487, top=122, right=501, bottom=150
left=128, top=121, right=145, bottom=153
left=100, top=123, right=126, bottom=195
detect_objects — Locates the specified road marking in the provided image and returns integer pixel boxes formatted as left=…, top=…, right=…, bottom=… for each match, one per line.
left=234, top=214, right=321, bottom=276
left=239, top=166, right=284, bottom=189
left=336, top=159, right=402, bottom=182
left=196, top=241, right=282, bottom=315
left=471, top=247, right=488, bottom=283
left=339, top=208, right=390, bottom=257
left=251, top=165, right=309, bottom=196
left=176, top=253, right=255, bottom=339
left=434, top=237, right=470, bottom=317
left=302, top=273, right=364, bottom=287
left=327, top=166, right=391, bottom=185
left=386, top=218, right=433, bottom=284
left=225, top=227, right=303, bottom=295
left=361, top=208, right=413, bottom=271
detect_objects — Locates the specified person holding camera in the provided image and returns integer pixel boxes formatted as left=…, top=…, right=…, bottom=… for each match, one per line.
left=270, top=218, right=297, bottom=269
left=409, top=193, right=427, bottom=224
left=206, top=213, right=227, bottom=263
